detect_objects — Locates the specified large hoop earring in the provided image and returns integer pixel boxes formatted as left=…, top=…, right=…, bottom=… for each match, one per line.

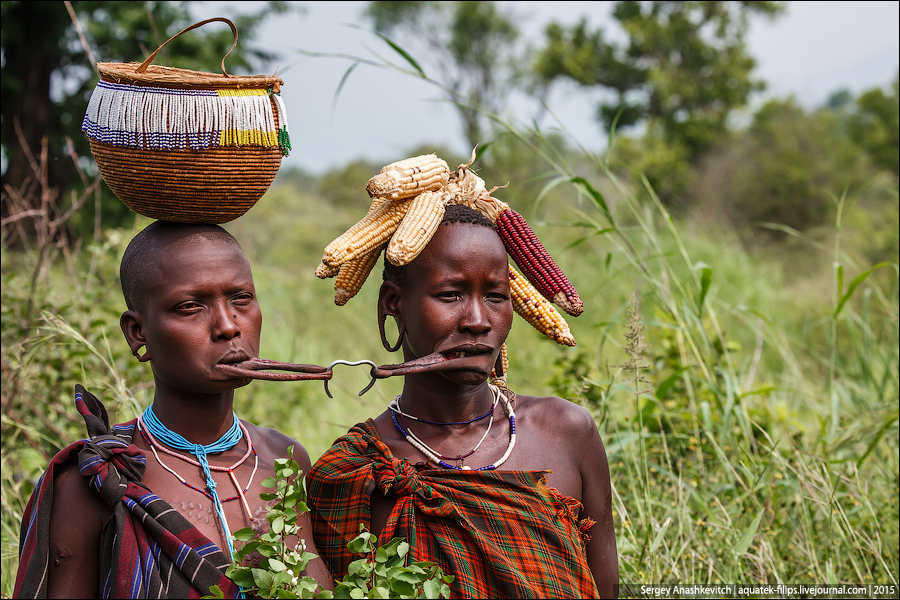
left=380, top=315, right=405, bottom=352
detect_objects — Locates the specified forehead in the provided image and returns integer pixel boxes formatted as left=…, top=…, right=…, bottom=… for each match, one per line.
left=409, top=222, right=507, bottom=279
left=145, top=236, right=251, bottom=292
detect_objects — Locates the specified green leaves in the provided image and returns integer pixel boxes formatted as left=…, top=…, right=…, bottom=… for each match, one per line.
left=534, top=1, right=785, bottom=161
left=219, top=445, right=329, bottom=599
left=694, top=261, right=713, bottom=316
left=735, top=507, right=765, bottom=558
left=333, top=532, right=452, bottom=599
left=833, top=262, right=892, bottom=318
left=211, top=446, right=451, bottom=599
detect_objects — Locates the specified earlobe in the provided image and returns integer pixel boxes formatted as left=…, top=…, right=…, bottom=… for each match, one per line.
left=120, top=311, right=151, bottom=362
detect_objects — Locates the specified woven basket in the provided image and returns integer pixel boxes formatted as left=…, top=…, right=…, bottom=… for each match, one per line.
left=83, top=18, right=289, bottom=224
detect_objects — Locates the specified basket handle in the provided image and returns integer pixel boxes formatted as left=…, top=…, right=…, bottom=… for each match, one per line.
left=135, top=17, right=238, bottom=77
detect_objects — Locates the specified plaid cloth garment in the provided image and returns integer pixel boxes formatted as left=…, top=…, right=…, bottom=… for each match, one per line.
left=307, top=419, right=599, bottom=599
left=14, top=385, right=240, bottom=599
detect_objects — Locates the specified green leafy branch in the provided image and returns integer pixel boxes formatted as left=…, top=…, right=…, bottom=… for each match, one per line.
left=334, top=528, right=452, bottom=599
left=205, top=446, right=452, bottom=599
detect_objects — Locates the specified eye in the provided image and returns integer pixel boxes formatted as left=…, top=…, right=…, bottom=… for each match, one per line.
left=175, top=301, right=203, bottom=314
left=487, top=293, right=509, bottom=303
left=436, top=291, right=461, bottom=302
left=232, top=292, right=255, bottom=306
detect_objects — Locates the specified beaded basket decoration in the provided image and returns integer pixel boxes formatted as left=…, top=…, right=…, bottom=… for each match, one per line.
left=82, top=18, right=290, bottom=224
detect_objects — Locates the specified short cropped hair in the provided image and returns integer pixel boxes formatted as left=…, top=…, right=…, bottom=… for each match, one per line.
left=120, top=221, right=242, bottom=313
left=382, top=203, right=496, bottom=287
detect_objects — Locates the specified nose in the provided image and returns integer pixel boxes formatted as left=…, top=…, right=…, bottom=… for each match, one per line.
left=459, top=298, right=491, bottom=335
left=212, top=302, right=241, bottom=340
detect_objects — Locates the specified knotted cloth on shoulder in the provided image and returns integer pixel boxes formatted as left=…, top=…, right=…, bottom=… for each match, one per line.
left=14, top=385, right=241, bottom=599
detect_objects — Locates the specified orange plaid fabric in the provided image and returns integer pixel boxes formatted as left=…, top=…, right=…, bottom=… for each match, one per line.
left=308, top=419, right=599, bottom=599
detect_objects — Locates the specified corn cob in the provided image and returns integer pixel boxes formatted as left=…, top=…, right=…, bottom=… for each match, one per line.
left=315, top=261, right=340, bottom=279
left=322, top=197, right=412, bottom=267
left=509, top=265, right=576, bottom=347
left=497, top=208, right=584, bottom=317
left=386, top=190, right=447, bottom=266
left=334, top=245, right=384, bottom=306
left=366, top=154, right=450, bottom=201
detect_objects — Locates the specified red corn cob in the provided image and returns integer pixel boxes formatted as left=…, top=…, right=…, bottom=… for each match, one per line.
left=496, top=208, right=583, bottom=317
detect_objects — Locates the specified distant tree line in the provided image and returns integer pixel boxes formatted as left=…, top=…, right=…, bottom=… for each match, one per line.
left=2, top=0, right=897, bottom=248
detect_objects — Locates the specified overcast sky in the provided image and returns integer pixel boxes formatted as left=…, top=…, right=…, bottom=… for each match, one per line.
left=203, top=1, right=899, bottom=174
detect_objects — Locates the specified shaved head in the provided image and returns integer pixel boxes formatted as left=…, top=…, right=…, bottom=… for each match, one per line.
left=120, top=221, right=243, bottom=313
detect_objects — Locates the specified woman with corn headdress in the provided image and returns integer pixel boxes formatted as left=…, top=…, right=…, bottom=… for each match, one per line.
left=307, top=152, right=619, bottom=598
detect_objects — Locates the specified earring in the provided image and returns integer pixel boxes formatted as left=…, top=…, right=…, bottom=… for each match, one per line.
left=379, top=315, right=405, bottom=352
left=132, top=345, right=148, bottom=361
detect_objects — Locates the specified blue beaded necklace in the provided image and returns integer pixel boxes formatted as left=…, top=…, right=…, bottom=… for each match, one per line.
left=141, top=405, right=243, bottom=559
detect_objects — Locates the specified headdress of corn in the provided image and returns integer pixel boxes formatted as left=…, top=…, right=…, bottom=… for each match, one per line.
left=317, top=149, right=584, bottom=380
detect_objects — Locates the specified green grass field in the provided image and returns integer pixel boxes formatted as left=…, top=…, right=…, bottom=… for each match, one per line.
left=1, top=142, right=897, bottom=596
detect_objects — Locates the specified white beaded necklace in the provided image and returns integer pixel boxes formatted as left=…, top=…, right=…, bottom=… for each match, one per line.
left=390, top=384, right=516, bottom=471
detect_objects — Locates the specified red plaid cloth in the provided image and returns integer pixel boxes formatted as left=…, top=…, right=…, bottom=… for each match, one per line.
left=308, top=419, right=599, bottom=599
left=14, top=386, right=240, bottom=599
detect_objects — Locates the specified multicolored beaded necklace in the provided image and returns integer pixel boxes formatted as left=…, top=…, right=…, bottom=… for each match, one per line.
left=393, top=394, right=497, bottom=466
left=138, top=406, right=251, bottom=560
left=137, top=420, right=258, bottom=511
left=390, top=384, right=517, bottom=471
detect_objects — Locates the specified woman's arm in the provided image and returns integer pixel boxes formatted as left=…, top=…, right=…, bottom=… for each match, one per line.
left=46, top=463, right=109, bottom=598
left=576, top=412, right=620, bottom=598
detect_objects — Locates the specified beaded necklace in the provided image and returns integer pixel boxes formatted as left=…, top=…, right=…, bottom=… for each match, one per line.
left=139, top=406, right=246, bottom=559
left=391, top=384, right=517, bottom=471
left=137, top=419, right=258, bottom=518
left=394, top=392, right=498, bottom=466
left=389, top=391, right=497, bottom=426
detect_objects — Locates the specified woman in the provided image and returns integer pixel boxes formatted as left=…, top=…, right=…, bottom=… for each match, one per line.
left=308, top=198, right=618, bottom=599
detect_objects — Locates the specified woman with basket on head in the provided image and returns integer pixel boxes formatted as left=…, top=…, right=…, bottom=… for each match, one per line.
left=14, top=19, right=333, bottom=599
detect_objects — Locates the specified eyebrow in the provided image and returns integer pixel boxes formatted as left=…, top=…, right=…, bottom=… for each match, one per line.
left=153, top=278, right=255, bottom=300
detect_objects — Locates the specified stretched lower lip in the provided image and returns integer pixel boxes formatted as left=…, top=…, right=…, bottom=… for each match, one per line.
left=436, top=352, right=494, bottom=372
left=213, top=359, right=332, bottom=382
left=214, top=363, right=252, bottom=376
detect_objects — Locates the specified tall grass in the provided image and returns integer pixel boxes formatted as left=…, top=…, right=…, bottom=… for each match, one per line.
left=2, top=88, right=897, bottom=600
left=493, top=125, right=899, bottom=587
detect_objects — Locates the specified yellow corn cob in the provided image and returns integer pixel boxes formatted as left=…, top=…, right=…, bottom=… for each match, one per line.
left=386, top=190, right=447, bottom=266
left=334, top=245, right=383, bottom=306
left=509, top=265, right=576, bottom=347
left=315, top=261, right=340, bottom=279
left=322, top=197, right=412, bottom=267
left=366, top=153, right=450, bottom=200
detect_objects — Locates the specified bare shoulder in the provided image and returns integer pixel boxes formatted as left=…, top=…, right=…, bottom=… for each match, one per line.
left=241, top=420, right=312, bottom=472
left=514, top=393, right=597, bottom=438
left=52, top=461, right=111, bottom=528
